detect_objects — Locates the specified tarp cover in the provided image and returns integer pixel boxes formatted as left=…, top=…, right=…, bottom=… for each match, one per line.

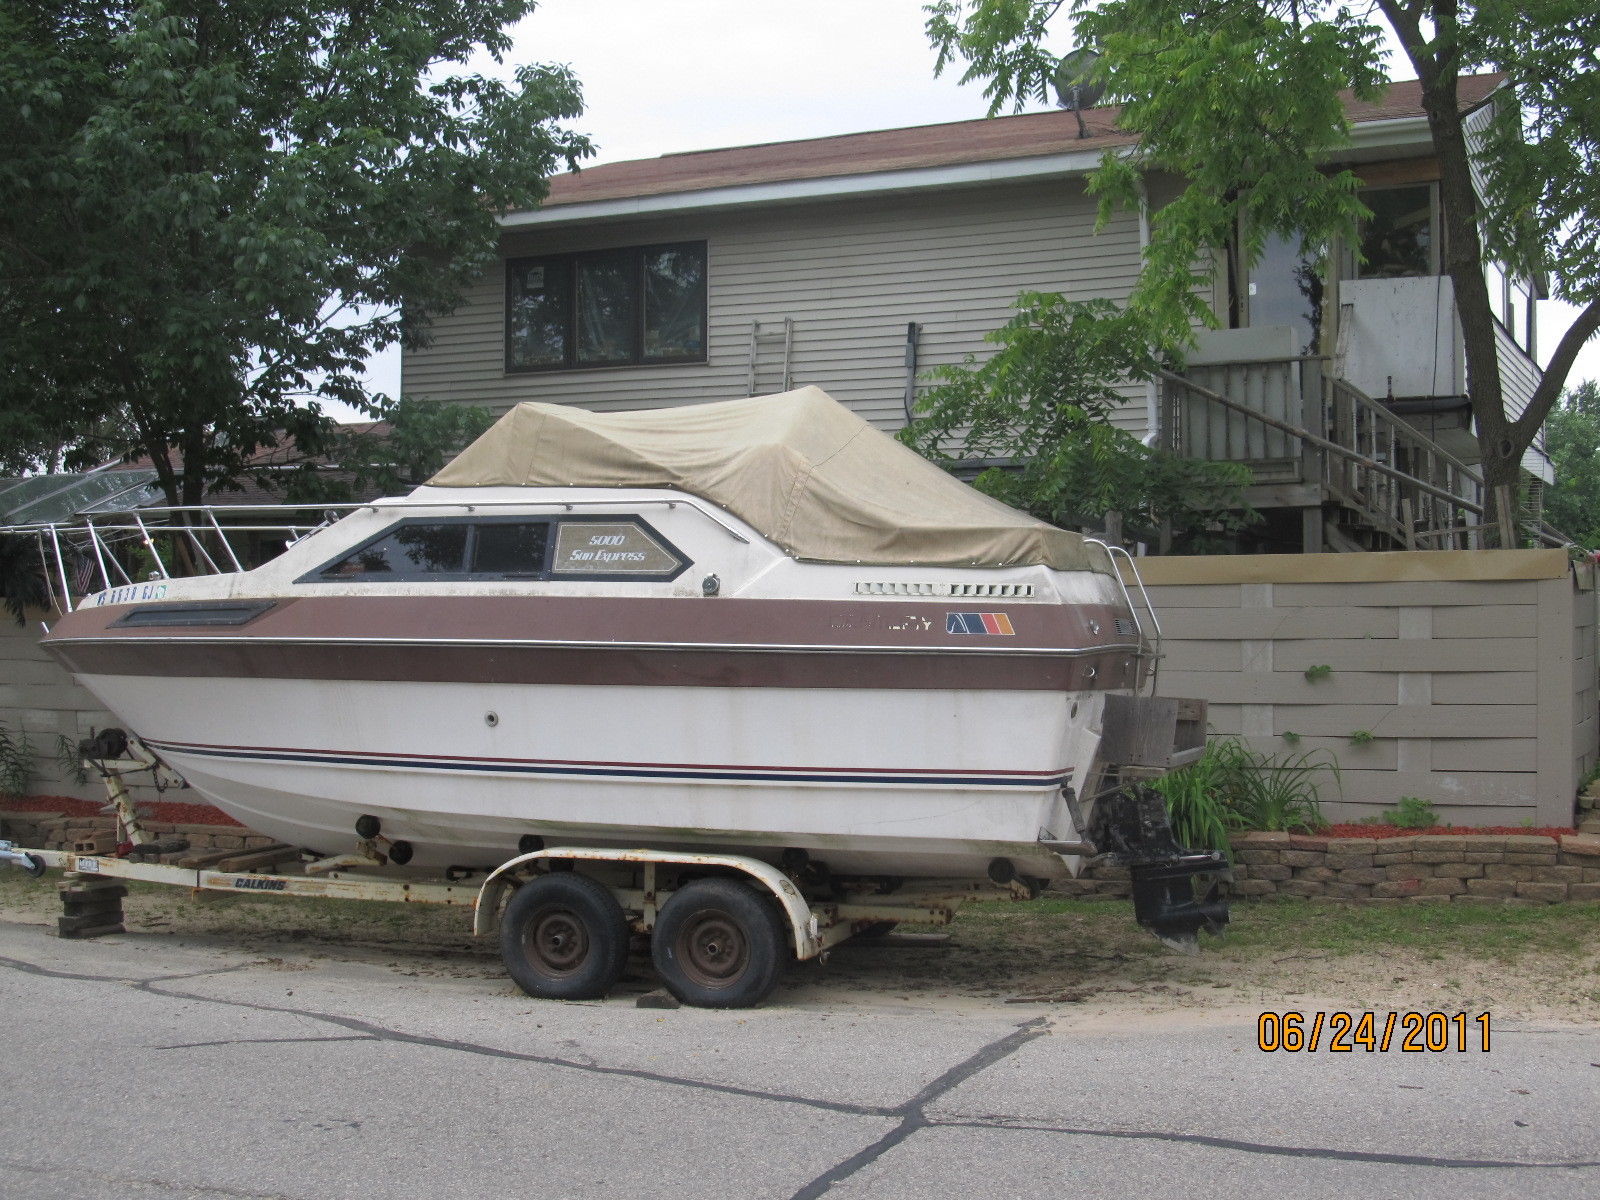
left=428, top=387, right=1110, bottom=573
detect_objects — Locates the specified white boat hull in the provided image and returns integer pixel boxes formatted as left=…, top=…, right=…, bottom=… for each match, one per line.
left=79, top=673, right=1104, bottom=878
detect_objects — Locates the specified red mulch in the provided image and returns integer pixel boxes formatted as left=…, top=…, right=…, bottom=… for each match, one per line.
left=0, top=794, right=243, bottom=827
left=1319, top=823, right=1577, bottom=839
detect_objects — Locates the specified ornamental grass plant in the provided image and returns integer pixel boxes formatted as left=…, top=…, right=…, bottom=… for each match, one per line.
left=1150, top=737, right=1338, bottom=859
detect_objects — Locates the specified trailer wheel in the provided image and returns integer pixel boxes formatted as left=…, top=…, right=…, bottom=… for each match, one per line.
left=652, top=878, right=788, bottom=1009
left=500, top=873, right=629, bottom=1001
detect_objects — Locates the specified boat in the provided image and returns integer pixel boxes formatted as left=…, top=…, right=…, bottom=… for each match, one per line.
left=32, top=387, right=1223, bottom=943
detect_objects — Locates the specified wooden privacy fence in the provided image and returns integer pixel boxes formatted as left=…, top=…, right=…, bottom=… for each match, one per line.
left=1121, top=549, right=1598, bottom=825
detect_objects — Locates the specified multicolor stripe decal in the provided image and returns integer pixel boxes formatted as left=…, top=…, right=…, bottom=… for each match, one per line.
left=143, top=738, right=1071, bottom=790
left=946, top=612, right=1016, bottom=636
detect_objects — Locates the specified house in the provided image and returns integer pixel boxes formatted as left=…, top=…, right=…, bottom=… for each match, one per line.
left=401, top=74, right=1551, bottom=553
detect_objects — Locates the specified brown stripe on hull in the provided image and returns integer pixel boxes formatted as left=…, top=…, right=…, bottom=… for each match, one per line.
left=48, top=638, right=1142, bottom=692
left=52, top=593, right=1136, bottom=653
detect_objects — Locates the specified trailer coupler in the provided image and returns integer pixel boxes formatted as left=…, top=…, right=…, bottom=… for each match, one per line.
left=0, top=840, right=48, bottom=879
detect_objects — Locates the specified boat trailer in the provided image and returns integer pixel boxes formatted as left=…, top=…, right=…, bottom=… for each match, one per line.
left=0, top=751, right=1034, bottom=1006
left=1, top=747, right=1229, bottom=1006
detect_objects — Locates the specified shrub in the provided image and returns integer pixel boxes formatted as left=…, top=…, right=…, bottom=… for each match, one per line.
left=1380, top=796, right=1438, bottom=829
left=1151, top=736, right=1338, bottom=858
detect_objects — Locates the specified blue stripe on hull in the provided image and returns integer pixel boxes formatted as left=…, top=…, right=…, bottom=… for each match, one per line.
left=144, top=739, right=1071, bottom=790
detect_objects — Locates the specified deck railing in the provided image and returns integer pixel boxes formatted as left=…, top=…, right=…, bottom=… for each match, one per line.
left=1159, top=361, right=1564, bottom=549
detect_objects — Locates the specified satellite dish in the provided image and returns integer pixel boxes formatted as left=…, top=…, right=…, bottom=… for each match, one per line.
left=1053, top=48, right=1105, bottom=138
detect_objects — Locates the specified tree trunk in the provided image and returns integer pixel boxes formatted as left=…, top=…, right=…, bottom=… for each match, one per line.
left=1382, top=3, right=1520, bottom=546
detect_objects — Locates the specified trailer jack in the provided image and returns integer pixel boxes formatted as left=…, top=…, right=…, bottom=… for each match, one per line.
left=0, top=840, right=48, bottom=879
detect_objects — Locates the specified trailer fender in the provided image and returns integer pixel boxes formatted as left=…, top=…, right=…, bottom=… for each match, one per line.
left=473, top=846, right=822, bottom=959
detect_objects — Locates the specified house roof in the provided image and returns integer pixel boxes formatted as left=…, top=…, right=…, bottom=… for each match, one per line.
left=538, top=75, right=1502, bottom=212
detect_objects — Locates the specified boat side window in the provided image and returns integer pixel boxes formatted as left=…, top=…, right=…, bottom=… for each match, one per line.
left=471, top=521, right=550, bottom=577
left=320, top=523, right=468, bottom=579
left=307, top=516, right=684, bottom=583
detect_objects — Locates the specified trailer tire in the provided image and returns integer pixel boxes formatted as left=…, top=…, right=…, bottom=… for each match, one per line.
left=652, top=878, right=787, bottom=1009
left=500, top=873, right=629, bottom=1001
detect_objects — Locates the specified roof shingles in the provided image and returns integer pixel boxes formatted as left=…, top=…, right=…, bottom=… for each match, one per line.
left=539, top=75, right=1500, bottom=210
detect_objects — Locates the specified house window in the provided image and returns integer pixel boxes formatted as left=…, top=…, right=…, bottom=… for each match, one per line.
left=1355, top=186, right=1435, bottom=278
left=506, top=242, right=707, bottom=372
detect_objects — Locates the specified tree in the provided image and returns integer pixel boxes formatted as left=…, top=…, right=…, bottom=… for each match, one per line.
left=0, top=1, right=589, bottom=514
left=926, top=1, right=1600, bottom=538
left=275, top=394, right=498, bottom=504
left=900, top=293, right=1254, bottom=548
left=1543, top=382, right=1600, bottom=550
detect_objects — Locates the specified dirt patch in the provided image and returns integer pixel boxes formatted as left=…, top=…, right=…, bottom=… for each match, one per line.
left=2, top=875, right=1596, bottom=1025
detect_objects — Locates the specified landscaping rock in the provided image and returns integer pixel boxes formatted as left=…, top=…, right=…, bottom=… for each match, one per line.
left=1514, top=882, right=1568, bottom=903
left=1530, top=865, right=1586, bottom=884
left=1230, top=879, right=1275, bottom=897
left=1279, top=879, right=1327, bottom=897
left=1295, top=866, right=1338, bottom=882
left=1484, top=864, right=1536, bottom=881
left=1339, top=867, right=1386, bottom=885
left=1465, top=879, right=1518, bottom=898
left=1373, top=879, right=1422, bottom=898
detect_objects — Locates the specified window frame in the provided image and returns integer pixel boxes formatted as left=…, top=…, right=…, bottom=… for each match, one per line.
left=1349, top=183, right=1440, bottom=280
left=504, top=241, right=708, bottom=374
left=297, top=514, right=690, bottom=584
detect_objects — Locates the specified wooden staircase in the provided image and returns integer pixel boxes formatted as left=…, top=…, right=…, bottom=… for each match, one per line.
left=1158, top=360, right=1562, bottom=551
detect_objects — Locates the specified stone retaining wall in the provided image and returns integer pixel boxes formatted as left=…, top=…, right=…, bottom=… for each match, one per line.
left=1057, top=831, right=1600, bottom=904
left=0, top=811, right=278, bottom=857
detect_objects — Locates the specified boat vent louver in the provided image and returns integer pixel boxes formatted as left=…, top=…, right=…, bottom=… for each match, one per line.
left=853, top=582, right=1035, bottom=598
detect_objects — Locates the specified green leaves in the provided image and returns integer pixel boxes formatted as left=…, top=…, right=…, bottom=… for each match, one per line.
left=0, top=1, right=590, bottom=506
left=900, top=292, right=1253, bottom=546
left=927, top=2, right=1600, bottom=536
left=1542, top=382, right=1600, bottom=549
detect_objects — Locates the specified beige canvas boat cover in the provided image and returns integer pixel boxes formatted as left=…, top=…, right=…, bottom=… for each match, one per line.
left=428, top=386, right=1110, bottom=573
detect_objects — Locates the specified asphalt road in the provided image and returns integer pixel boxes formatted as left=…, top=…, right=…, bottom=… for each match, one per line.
left=1, top=921, right=1597, bottom=1200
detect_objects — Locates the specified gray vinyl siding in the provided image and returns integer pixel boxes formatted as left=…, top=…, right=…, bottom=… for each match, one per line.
left=1497, top=320, right=1552, bottom=480
left=402, top=180, right=1149, bottom=435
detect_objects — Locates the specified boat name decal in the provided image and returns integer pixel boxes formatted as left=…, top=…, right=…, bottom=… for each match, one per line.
left=231, top=876, right=288, bottom=891
left=946, top=612, right=1016, bottom=636
left=93, top=583, right=168, bottom=606
left=828, top=612, right=934, bottom=632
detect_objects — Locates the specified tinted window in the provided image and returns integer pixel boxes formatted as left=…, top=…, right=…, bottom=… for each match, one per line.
left=507, top=261, right=570, bottom=367
left=472, top=522, right=549, bottom=575
left=506, top=242, right=707, bottom=371
left=322, top=524, right=468, bottom=578
left=574, top=250, right=639, bottom=364
left=1356, top=186, right=1433, bottom=279
left=644, top=245, right=707, bottom=360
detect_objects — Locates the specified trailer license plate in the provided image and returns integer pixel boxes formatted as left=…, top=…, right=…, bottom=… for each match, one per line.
left=76, top=857, right=100, bottom=873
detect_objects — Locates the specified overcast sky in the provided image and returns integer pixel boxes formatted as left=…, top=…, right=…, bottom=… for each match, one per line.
left=355, top=0, right=1593, bottom=404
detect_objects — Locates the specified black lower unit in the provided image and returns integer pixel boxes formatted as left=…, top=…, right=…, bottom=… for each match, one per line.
left=1089, top=784, right=1230, bottom=946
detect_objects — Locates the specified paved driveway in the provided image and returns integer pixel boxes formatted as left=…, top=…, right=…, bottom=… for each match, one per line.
left=1, top=922, right=1597, bottom=1199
